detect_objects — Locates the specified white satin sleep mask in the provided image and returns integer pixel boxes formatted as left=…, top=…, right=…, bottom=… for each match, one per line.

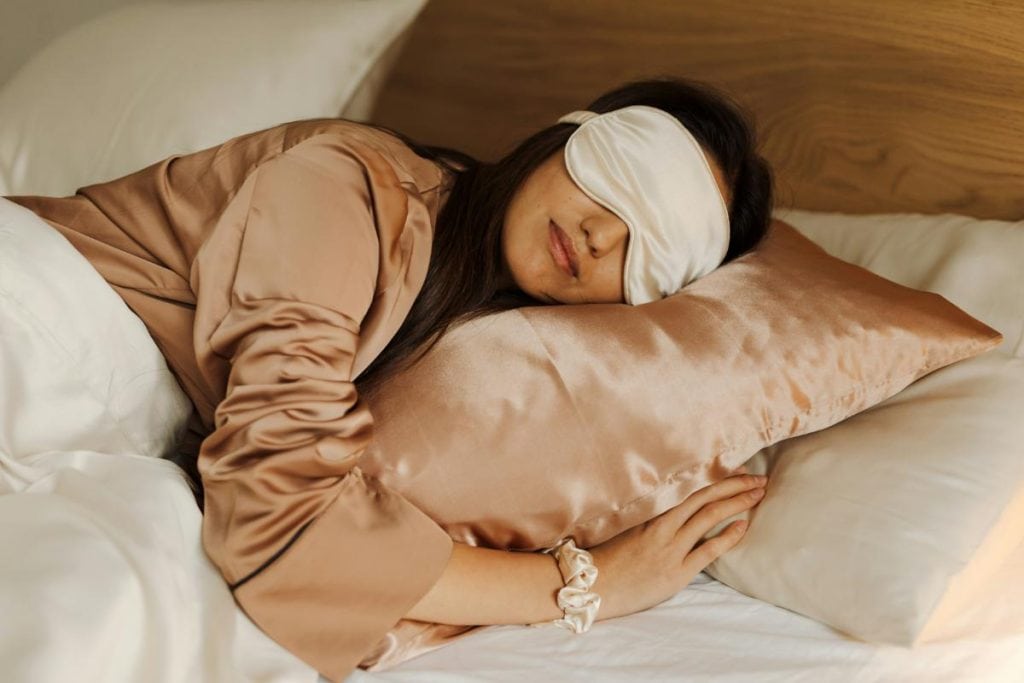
left=557, top=104, right=731, bottom=305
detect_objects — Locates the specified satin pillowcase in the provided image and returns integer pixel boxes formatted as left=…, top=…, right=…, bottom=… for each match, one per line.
left=354, top=218, right=1002, bottom=670
left=358, top=220, right=1001, bottom=551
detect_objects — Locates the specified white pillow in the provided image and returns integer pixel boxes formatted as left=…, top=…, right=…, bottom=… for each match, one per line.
left=0, top=0, right=427, bottom=196
left=702, top=208, right=1024, bottom=647
left=0, top=197, right=192, bottom=461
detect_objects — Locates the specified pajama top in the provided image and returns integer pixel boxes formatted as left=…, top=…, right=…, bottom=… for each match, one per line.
left=6, top=118, right=459, bottom=682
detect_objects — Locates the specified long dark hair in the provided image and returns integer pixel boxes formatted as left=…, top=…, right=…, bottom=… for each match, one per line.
left=353, top=75, right=775, bottom=398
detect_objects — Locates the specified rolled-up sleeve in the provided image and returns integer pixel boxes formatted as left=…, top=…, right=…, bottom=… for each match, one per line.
left=196, top=141, right=454, bottom=682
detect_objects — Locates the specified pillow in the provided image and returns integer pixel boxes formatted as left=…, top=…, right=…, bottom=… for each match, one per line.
left=0, top=0, right=428, bottom=196
left=706, top=350, right=1024, bottom=647
left=358, top=219, right=1001, bottom=551
left=353, top=218, right=1002, bottom=669
left=0, top=197, right=192, bottom=460
left=780, top=208, right=1024, bottom=359
left=695, top=207, right=1024, bottom=647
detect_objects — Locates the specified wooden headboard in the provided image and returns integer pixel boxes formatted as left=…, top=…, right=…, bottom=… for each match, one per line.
left=373, top=0, right=1024, bottom=221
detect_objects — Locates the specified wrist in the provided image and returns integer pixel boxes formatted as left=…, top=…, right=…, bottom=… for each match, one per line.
left=528, top=538, right=603, bottom=632
left=533, top=547, right=571, bottom=622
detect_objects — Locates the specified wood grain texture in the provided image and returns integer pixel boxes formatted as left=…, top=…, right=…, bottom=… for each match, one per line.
left=373, top=0, right=1024, bottom=220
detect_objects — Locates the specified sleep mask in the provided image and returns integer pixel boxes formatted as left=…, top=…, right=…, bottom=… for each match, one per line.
left=557, top=104, right=730, bottom=305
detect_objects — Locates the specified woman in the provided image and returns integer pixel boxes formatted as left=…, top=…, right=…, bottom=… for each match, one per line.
left=5, top=76, right=774, bottom=681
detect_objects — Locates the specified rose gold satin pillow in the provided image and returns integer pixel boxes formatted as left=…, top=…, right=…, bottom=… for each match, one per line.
left=358, top=220, right=1001, bottom=552
left=354, top=219, right=1002, bottom=670
left=359, top=220, right=1001, bottom=553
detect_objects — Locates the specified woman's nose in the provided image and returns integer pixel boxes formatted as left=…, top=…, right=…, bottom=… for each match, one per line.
left=583, top=215, right=630, bottom=259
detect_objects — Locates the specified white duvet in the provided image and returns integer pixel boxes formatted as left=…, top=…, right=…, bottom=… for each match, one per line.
left=0, top=198, right=317, bottom=683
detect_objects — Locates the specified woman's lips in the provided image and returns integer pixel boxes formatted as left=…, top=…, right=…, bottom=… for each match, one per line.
left=548, top=220, right=579, bottom=278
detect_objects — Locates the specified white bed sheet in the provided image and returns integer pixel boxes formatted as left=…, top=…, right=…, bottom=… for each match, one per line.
left=346, top=545, right=1024, bottom=683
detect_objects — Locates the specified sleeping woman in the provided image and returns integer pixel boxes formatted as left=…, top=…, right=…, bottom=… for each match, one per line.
left=5, top=76, right=774, bottom=682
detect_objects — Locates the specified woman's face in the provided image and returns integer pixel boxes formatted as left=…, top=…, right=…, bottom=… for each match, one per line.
left=499, top=147, right=730, bottom=305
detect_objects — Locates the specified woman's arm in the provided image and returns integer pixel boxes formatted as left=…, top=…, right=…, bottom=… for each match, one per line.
left=192, top=140, right=456, bottom=683
left=405, top=542, right=565, bottom=625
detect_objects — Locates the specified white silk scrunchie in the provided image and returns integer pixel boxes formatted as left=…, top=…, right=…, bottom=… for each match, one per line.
left=557, top=105, right=731, bottom=305
left=528, top=537, right=602, bottom=633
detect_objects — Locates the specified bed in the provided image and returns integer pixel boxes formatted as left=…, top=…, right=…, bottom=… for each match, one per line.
left=1, top=1, right=1022, bottom=682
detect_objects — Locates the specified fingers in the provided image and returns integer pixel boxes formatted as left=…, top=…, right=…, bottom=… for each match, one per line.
left=658, top=473, right=767, bottom=530
left=674, top=482, right=764, bottom=544
left=696, top=474, right=767, bottom=508
left=681, top=518, right=749, bottom=574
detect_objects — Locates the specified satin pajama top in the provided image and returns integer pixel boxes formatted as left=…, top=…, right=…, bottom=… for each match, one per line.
left=5, top=118, right=458, bottom=682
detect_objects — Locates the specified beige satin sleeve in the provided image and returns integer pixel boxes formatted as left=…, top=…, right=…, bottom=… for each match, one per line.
left=194, top=142, right=454, bottom=682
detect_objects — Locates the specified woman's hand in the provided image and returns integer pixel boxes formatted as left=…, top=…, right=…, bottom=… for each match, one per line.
left=587, top=470, right=767, bottom=621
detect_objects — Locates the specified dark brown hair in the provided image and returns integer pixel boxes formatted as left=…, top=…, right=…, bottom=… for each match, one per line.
left=354, top=75, right=775, bottom=398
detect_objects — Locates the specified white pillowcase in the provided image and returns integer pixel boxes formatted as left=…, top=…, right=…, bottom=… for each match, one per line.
left=703, top=208, right=1024, bottom=647
left=0, top=0, right=427, bottom=196
left=0, top=197, right=192, bottom=461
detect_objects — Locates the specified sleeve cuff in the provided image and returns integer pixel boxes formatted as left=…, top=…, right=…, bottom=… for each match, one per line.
left=231, top=465, right=454, bottom=682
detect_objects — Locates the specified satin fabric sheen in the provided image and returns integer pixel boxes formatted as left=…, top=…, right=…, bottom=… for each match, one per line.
left=355, top=220, right=1002, bottom=668
left=5, top=120, right=457, bottom=682
left=561, top=105, right=730, bottom=304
